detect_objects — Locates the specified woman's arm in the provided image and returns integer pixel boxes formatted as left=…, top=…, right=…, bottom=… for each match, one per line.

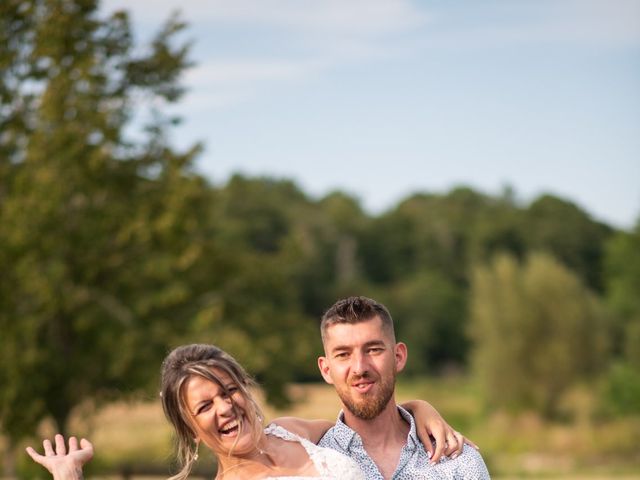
left=270, top=416, right=334, bottom=444
left=26, top=434, right=93, bottom=480
left=401, top=400, right=479, bottom=464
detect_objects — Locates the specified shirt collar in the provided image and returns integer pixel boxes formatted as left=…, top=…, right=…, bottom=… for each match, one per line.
left=397, top=405, right=421, bottom=449
left=332, top=405, right=421, bottom=451
left=332, top=410, right=361, bottom=450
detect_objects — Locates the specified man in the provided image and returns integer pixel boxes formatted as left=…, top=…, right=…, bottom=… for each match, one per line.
left=317, top=296, right=490, bottom=479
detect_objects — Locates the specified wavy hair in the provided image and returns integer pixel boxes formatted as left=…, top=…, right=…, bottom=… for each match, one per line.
left=160, top=344, right=264, bottom=480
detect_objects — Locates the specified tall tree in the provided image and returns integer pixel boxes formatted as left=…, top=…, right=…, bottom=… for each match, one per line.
left=0, top=0, right=203, bottom=447
left=605, top=222, right=640, bottom=366
left=522, top=194, right=613, bottom=292
left=197, top=175, right=321, bottom=402
left=468, top=252, right=608, bottom=417
left=386, top=271, right=468, bottom=373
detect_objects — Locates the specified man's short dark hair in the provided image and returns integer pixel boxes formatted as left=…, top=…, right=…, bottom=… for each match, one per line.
left=320, top=296, right=395, bottom=344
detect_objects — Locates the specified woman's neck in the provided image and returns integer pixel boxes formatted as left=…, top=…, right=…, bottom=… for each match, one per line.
left=215, top=437, right=274, bottom=479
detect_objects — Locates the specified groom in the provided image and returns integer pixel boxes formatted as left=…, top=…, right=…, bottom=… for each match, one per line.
left=317, top=296, right=490, bottom=479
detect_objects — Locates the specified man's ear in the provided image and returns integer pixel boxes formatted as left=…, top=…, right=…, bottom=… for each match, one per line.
left=394, top=342, right=408, bottom=373
left=317, top=356, right=334, bottom=385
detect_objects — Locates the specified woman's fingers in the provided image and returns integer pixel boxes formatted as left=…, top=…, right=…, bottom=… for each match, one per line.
left=55, top=434, right=67, bottom=455
left=465, top=434, right=480, bottom=450
left=43, top=439, right=55, bottom=456
left=68, top=436, right=79, bottom=452
left=430, top=428, right=445, bottom=464
left=444, top=431, right=459, bottom=457
left=451, top=431, right=465, bottom=458
left=79, top=438, right=93, bottom=451
left=25, top=446, right=44, bottom=464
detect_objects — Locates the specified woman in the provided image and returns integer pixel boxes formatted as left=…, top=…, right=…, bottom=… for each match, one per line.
left=27, top=343, right=473, bottom=479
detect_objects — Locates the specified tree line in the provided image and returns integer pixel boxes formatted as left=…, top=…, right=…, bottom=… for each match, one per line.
left=1, top=0, right=639, bottom=461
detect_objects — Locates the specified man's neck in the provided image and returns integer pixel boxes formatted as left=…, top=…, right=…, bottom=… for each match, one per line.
left=342, top=399, right=409, bottom=449
left=342, top=399, right=410, bottom=480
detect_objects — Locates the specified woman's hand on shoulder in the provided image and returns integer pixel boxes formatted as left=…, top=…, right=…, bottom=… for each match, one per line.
left=401, top=400, right=479, bottom=464
left=26, top=434, right=93, bottom=480
left=271, top=417, right=334, bottom=444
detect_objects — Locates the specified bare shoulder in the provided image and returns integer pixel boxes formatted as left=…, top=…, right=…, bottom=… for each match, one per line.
left=270, top=417, right=334, bottom=444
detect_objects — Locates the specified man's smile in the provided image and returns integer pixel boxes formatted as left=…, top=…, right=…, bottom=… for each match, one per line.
left=351, top=376, right=376, bottom=394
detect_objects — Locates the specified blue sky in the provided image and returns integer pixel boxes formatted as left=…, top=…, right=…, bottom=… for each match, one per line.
left=102, top=0, right=640, bottom=229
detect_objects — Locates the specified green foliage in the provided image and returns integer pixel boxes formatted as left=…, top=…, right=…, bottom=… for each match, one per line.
left=523, top=195, right=612, bottom=292
left=358, top=187, right=528, bottom=370
left=362, top=187, right=526, bottom=287
left=468, top=252, right=609, bottom=417
left=605, top=226, right=640, bottom=363
left=0, top=1, right=635, bottom=457
left=0, top=0, right=201, bottom=442
left=185, top=175, right=322, bottom=403
left=386, top=272, right=468, bottom=373
left=602, top=362, right=640, bottom=416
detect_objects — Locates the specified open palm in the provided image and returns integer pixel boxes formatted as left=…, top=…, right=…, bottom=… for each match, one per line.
left=26, top=434, right=93, bottom=479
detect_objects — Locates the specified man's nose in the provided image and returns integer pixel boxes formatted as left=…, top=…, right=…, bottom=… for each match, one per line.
left=352, top=351, right=369, bottom=376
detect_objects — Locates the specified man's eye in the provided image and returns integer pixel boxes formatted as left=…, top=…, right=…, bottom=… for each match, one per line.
left=368, top=348, right=383, bottom=354
left=335, top=352, right=349, bottom=359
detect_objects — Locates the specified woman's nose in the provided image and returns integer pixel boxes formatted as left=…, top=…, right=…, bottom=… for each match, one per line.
left=214, top=395, right=234, bottom=416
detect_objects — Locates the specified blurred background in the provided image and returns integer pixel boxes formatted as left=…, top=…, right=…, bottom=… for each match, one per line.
left=1, top=0, right=639, bottom=478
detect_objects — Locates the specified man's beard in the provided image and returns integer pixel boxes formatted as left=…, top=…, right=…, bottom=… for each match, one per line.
left=337, top=371, right=395, bottom=420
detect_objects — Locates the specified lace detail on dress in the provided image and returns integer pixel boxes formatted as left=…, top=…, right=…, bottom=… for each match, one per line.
left=263, top=424, right=364, bottom=480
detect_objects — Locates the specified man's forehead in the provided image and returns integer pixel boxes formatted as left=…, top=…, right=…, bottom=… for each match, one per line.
left=323, top=315, right=390, bottom=344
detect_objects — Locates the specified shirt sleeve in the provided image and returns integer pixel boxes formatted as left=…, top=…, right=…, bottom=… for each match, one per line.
left=456, top=444, right=491, bottom=479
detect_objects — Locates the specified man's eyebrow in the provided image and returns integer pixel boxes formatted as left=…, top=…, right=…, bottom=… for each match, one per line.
left=330, top=340, right=385, bottom=352
left=330, top=344, right=352, bottom=353
left=363, top=340, right=386, bottom=348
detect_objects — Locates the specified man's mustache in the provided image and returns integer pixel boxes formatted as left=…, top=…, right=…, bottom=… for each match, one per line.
left=348, top=371, right=377, bottom=383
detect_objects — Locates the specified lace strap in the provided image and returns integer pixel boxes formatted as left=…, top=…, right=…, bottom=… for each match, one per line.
left=264, top=423, right=307, bottom=443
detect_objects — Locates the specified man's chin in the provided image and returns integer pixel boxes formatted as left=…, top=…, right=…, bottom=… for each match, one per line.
left=349, top=405, right=384, bottom=420
left=342, top=397, right=386, bottom=420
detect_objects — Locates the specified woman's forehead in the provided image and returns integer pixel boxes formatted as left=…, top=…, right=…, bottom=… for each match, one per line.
left=184, top=368, right=234, bottom=398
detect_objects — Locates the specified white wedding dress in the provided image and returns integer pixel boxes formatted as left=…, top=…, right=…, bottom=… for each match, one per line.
left=264, top=424, right=364, bottom=480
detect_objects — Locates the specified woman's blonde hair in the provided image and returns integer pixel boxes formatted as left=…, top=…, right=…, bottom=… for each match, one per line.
left=160, top=344, right=264, bottom=480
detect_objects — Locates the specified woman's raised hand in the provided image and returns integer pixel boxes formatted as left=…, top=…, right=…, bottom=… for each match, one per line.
left=26, top=434, right=93, bottom=480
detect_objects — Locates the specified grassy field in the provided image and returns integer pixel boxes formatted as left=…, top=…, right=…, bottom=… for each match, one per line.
left=6, top=376, right=640, bottom=479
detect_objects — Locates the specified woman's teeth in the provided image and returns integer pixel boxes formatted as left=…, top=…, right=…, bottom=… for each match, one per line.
left=220, top=419, right=240, bottom=435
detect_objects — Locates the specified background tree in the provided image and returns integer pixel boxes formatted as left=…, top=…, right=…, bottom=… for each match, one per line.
left=1, top=2, right=637, bottom=470
left=359, top=187, right=525, bottom=370
left=385, top=271, right=468, bottom=374
left=196, top=175, right=321, bottom=403
left=468, top=252, right=609, bottom=417
left=0, top=0, right=201, bottom=446
left=522, top=194, right=612, bottom=292
left=602, top=221, right=640, bottom=414
left=605, top=222, right=640, bottom=363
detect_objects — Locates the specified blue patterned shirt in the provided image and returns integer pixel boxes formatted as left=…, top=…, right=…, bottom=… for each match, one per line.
left=318, top=406, right=490, bottom=479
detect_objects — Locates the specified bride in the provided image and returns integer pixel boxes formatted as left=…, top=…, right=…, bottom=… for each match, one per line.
left=27, top=343, right=471, bottom=479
